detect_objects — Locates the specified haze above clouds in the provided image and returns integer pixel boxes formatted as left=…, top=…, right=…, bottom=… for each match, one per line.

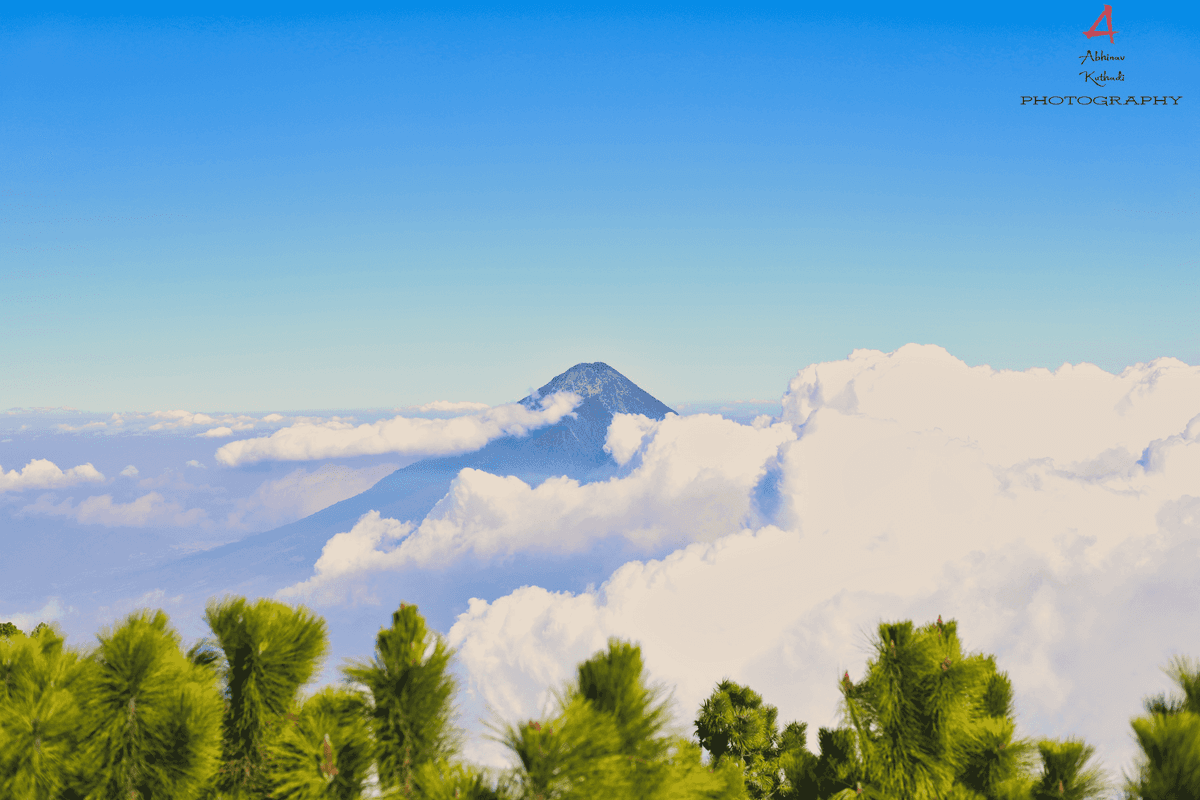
left=0, top=401, right=511, bottom=536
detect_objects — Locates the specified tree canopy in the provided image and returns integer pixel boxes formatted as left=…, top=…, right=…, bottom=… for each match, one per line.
left=1, top=603, right=1189, bottom=800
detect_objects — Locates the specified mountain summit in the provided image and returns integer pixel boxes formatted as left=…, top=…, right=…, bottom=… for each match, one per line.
left=521, top=362, right=675, bottom=419
left=515, top=362, right=674, bottom=461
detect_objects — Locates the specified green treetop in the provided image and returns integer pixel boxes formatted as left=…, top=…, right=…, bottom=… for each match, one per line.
left=342, top=602, right=459, bottom=797
left=75, top=609, right=224, bottom=800
left=501, top=637, right=746, bottom=800
left=204, top=595, right=330, bottom=799
left=0, top=623, right=84, bottom=799
left=1124, top=655, right=1200, bottom=800
left=696, top=679, right=784, bottom=798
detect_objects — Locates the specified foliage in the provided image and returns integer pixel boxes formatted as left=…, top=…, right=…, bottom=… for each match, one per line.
left=74, top=609, right=224, bottom=800
left=500, top=638, right=746, bottom=800
left=265, top=686, right=375, bottom=799
left=412, top=760, right=502, bottom=800
left=497, top=695, right=628, bottom=800
left=761, top=617, right=1107, bottom=800
left=0, top=623, right=84, bottom=799
left=829, top=617, right=1053, bottom=800
left=343, top=602, right=458, bottom=797
left=777, top=725, right=861, bottom=800
left=0, top=602, right=1151, bottom=800
left=205, top=595, right=330, bottom=798
left=1027, top=738, right=1107, bottom=800
left=1124, top=655, right=1200, bottom=800
left=696, top=679, right=783, bottom=798
left=577, top=638, right=671, bottom=761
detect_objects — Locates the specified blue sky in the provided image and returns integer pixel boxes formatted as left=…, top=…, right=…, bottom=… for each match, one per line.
left=4, top=4, right=1197, bottom=410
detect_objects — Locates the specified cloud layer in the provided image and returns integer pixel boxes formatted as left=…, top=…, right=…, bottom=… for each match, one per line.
left=0, top=459, right=105, bottom=492
left=21, top=492, right=210, bottom=528
left=215, top=393, right=582, bottom=467
left=278, top=413, right=794, bottom=601
left=431, top=345, right=1200, bottom=775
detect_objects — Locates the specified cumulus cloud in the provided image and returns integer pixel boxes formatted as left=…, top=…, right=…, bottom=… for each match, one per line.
left=278, top=413, right=795, bottom=601
left=119, top=465, right=139, bottom=477
left=0, top=459, right=105, bottom=492
left=603, top=413, right=660, bottom=466
left=227, top=463, right=399, bottom=532
left=436, top=345, right=1200, bottom=774
left=21, top=492, right=210, bottom=528
left=215, top=392, right=583, bottom=467
left=198, top=426, right=234, bottom=438
left=277, top=511, right=414, bottom=604
left=0, top=598, right=71, bottom=632
left=781, top=343, right=1198, bottom=464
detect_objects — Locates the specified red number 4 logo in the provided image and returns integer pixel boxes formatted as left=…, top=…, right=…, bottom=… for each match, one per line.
left=1084, top=5, right=1118, bottom=43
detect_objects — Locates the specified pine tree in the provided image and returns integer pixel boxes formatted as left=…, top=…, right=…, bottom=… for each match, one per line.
left=577, top=638, right=671, bottom=763
left=264, top=685, right=374, bottom=799
left=1028, top=738, right=1107, bottom=800
left=0, top=623, right=85, bottom=799
left=770, top=616, right=1106, bottom=800
left=499, top=638, right=747, bottom=800
left=1123, top=655, right=1200, bottom=800
left=696, top=679, right=783, bottom=798
left=73, top=608, right=224, bottom=800
left=497, top=695, right=628, bottom=800
left=829, top=617, right=1062, bottom=800
left=204, top=595, right=330, bottom=798
left=411, top=760, right=502, bottom=800
left=342, top=602, right=458, bottom=797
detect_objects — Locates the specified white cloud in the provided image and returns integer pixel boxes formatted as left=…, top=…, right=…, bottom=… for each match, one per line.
left=56, top=421, right=107, bottom=431
left=603, top=412, right=659, bottom=466
left=215, top=392, right=583, bottom=467
left=781, top=344, right=1198, bottom=464
left=121, top=410, right=260, bottom=433
left=148, top=410, right=219, bottom=430
left=0, top=459, right=105, bottom=492
left=0, top=598, right=71, bottom=633
left=29, top=409, right=275, bottom=436
left=21, top=492, right=210, bottom=528
left=120, top=465, right=139, bottom=477
left=278, top=413, right=795, bottom=601
left=277, top=511, right=414, bottom=604
left=227, top=462, right=399, bottom=532
left=433, top=345, right=1200, bottom=776
left=198, top=426, right=234, bottom=438
left=185, top=460, right=206, bottom=469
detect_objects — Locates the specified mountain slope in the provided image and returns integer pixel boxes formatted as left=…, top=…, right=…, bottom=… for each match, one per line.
left=121, top=362, right=675, bottom=596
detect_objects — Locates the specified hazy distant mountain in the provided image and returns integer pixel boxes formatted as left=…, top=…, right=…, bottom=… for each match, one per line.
left=122, top=363, right=675, bottom=596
